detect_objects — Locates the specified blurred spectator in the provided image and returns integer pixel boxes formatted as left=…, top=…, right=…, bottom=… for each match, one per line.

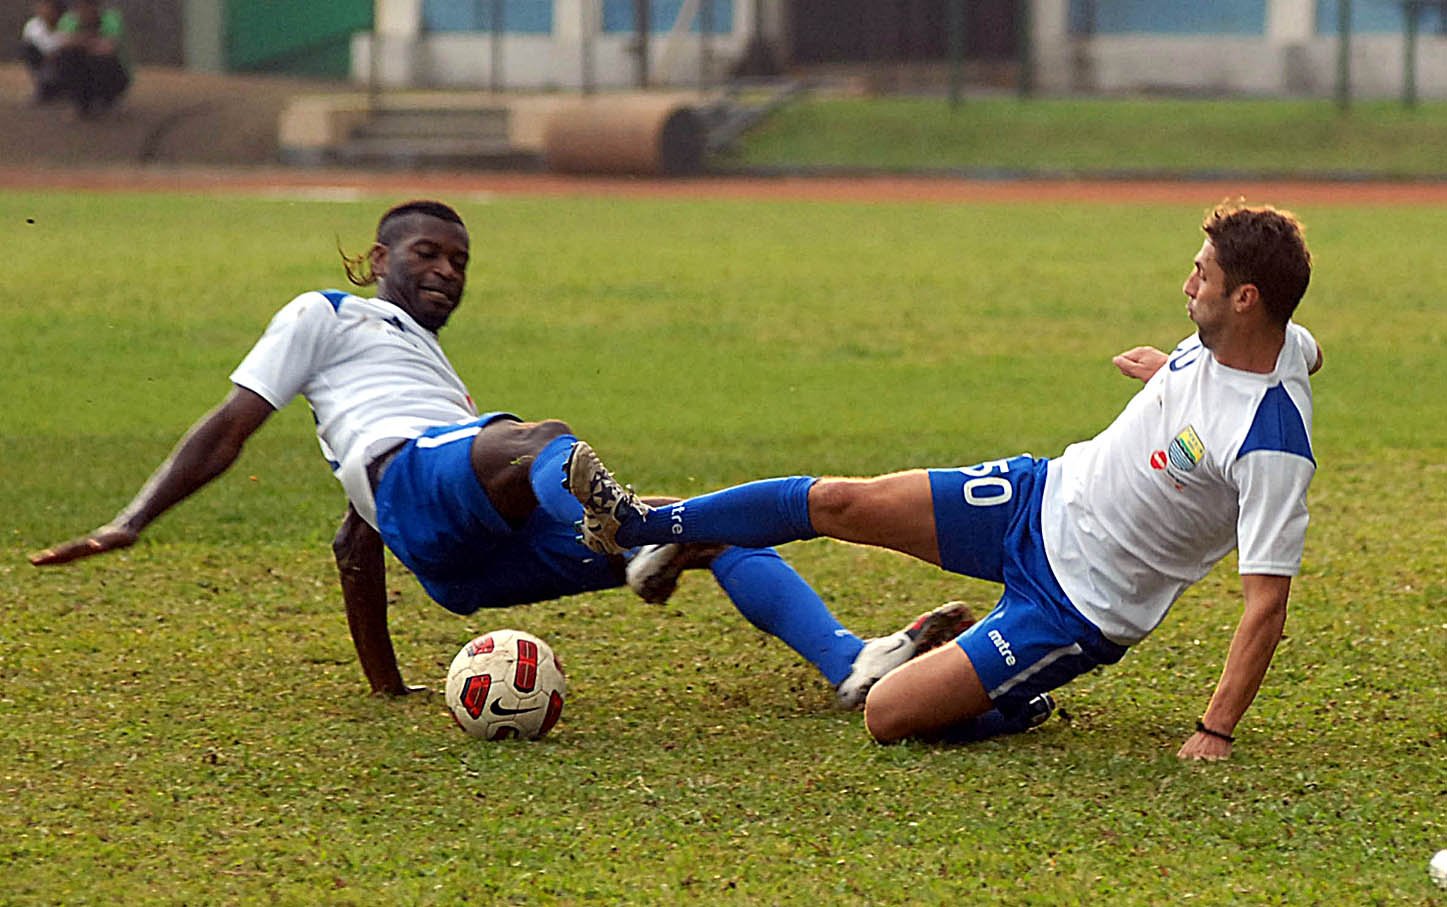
left=20, top=0, right=67, bottom=104
left=54, top=0, right=130, bottom=117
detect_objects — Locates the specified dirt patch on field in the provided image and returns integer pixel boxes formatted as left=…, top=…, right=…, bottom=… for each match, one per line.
left=5, top=164, right=1447, bottom=207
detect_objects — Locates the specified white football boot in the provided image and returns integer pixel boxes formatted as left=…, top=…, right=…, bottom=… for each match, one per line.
left=835, top=601, right=977, bottom=710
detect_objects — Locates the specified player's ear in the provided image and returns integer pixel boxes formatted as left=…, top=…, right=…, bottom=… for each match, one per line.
left=368, top=242, right=388, bottom=280
left=1233, top=282, right=1261, bottom=313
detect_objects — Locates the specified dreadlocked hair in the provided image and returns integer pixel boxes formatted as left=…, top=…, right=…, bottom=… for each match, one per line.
left=337, top=200, right=466, bottom=288
left=339, top=237, right=374, bottom=287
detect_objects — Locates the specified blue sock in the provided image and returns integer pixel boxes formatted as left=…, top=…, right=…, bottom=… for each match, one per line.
left=938, top=699, right=1050, bottom=744
left=529, top=434, right=584, bottom=526
left=710, top=547, right=862, bottom=686
left=622, top=476, right=819, bottom=548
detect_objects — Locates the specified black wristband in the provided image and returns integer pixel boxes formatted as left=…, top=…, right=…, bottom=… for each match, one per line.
left=1196, top=720, right=1235, bottom=743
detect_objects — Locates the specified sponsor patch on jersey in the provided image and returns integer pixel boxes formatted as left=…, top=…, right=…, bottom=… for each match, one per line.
left=1167, top=425, right=1205, bottom=473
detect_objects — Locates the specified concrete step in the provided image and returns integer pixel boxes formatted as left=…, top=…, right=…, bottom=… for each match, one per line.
left=354, top=107, right=511, bottom=140
left=334, top=135, right=541, bottom=170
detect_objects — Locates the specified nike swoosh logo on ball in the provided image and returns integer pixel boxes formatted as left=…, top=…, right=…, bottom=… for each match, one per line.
left=489, top=701, right=543, bottom=717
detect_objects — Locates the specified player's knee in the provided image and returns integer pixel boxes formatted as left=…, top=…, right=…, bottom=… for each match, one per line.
left=807, top=478, right=868, bottom=527
left=532, top=418, right=573, bottom=441
left=862, top=691, right=909, bottom=744
left=483, top=418, right=573, bottom=465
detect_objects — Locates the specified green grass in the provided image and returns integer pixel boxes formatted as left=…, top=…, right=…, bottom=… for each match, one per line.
left=3, top=191, right=1444, bottom=904
left=727, top=97, right=1447, bottom=177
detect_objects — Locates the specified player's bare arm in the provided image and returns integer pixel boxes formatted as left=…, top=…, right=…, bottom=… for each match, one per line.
left=1112, top=345, right=1168, bottom=382
left=334, top=505, right=419, bottom=697
left=1178, top=573, right=1291, bottom=761
left=30, top=386, right=275, bottom=566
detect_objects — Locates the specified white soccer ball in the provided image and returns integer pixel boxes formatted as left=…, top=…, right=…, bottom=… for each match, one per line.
left=445, top=629, right=566, bottom=740
left=1430, top=849, right=1447, bottom=890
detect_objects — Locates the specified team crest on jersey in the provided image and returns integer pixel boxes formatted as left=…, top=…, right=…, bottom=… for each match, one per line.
left=1168, top=426, right=1204, bottom=470
left=1158, top=424, right=1206, bottom=487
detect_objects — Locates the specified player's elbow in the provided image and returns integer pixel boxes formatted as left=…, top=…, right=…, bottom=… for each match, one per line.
left=332, top=512, right=381, bottom=570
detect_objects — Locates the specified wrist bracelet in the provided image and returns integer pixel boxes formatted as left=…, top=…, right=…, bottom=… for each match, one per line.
left=1196, top=720, right=1235, bottom=743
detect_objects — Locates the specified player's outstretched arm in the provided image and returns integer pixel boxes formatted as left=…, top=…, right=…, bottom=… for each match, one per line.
left=1178, top=573, right=1291, bottom=761
left=30, top=386, right=275, bottom=566
left=334, top=505, right=420, bottom=697
left=1112, top=346, right=1168, bottom=383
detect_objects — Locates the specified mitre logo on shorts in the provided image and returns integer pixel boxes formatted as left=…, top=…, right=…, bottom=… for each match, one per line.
left=988, top=629, right=1017, bottom=666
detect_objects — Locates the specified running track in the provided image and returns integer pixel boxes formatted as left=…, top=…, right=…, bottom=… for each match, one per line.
left=5, top=166, right=1447, bottom=206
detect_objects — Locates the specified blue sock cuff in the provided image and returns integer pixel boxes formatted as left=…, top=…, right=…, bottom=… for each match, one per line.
left=778, top=476, right=819, bottom=540
left=529, top=434, right=582, bottom=524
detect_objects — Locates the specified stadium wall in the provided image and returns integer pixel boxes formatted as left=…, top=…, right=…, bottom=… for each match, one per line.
left=1042, top=0, right=1447, bottom=98
left=352, top=0, right=1447, bottom=98
left=355, top=0, right=746, bottom=90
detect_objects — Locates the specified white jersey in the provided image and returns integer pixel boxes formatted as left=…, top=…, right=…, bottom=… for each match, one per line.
left=1042, top=323, right=1318, bottom=644
left=230, top=290, right=477, bottom=528
left=22, top=17, right=66, bottom=54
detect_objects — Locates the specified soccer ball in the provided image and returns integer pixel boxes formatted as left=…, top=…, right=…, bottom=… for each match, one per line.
left=1430, top=849, right=1447, bottom=890
left=445, top=629, right=566, bottom=741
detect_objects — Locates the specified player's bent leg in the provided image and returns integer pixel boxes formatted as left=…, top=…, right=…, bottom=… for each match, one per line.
left=863, top=642, right=993, bottom=743
left=568, top=441, right=824, bottom=554
left=470, top=418, right=576, bottom=527
left=709, top=547, right=864, bottom=687
left=808, top=471, right=942, bottom=566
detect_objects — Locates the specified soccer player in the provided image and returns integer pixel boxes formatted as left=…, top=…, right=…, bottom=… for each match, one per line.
left=567, top=201, right=1323, bottom=760
left=29, top=200, right=970, bottom=707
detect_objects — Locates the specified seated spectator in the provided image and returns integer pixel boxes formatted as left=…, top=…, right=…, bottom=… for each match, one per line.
left=54, top=0, right=130, bottom=117
left=20, top=0, right=67, bottom=104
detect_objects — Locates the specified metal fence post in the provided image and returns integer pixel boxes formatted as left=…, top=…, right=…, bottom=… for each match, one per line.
left=700, top=0, right=714, bottom=92
left=489, top=0, right=504, bottom=91
left=581, top=0, right=595, bottom=94
left=948, top=0, right=964, bottom=109
left=1403, top=0, right=1420, bottom=108
left=635, top=0, right=651, bottom=87
left=1017, top=0, right=1035, bottom=98
left=1335, top=0, right=1352, bottom=111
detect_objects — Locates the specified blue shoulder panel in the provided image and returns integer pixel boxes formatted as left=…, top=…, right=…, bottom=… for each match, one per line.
left=319, top=289, right=349, bottom=312
left=1238, top=384, right=1314, bottom=464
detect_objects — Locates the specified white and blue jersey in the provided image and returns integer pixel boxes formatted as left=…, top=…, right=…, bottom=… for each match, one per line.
left=229, top=289, right=477, bottom=528
left=929, top=323, right=1316, bottom=706
left=1042, top=322, right=1318, bottom=643
left=229, top=289, right=625, bottom=614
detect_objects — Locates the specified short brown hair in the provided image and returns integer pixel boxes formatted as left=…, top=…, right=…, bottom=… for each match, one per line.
left=1202, top=200, right=1312, bottom=325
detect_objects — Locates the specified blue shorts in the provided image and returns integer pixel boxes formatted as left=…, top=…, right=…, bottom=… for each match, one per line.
left=928, top=456, right=1128, bottom=713
left=373, top=413, right=625, bottom=615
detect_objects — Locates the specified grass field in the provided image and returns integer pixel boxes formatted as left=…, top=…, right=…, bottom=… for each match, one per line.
left=3, top=190, right=1444, bottom=905
left=728, top=97, right=1447, bottom=178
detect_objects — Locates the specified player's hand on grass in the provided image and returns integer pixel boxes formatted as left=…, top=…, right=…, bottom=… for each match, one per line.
left=1177, top=731, right=1232, bottom=761
left=30, top=524, right=139, bottom=566
left=1113, top=346, right=1168, bottom=382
